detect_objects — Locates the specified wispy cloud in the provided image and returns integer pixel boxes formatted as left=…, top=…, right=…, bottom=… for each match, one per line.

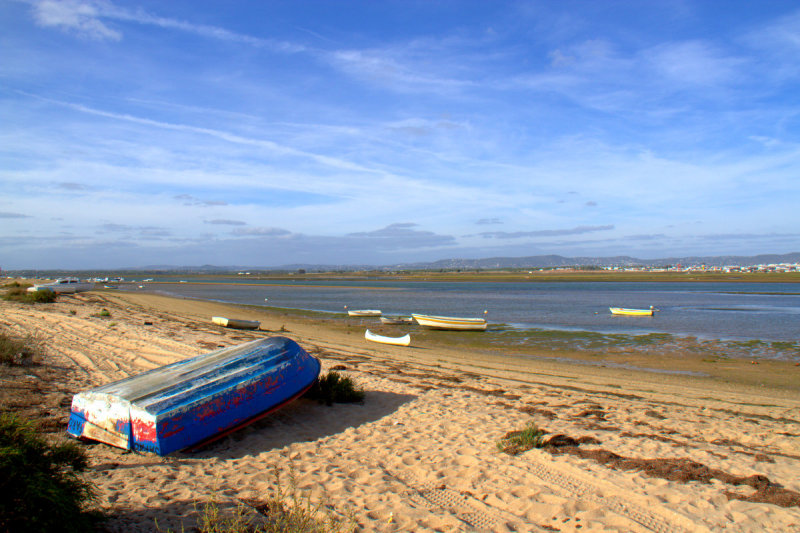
left=27, top=0, right=304, bottom=52
left=31, top=0, right=122, bottom=41
left=174, top=195, right=227, bottom=207
left=3, top=2, right=799, bottom=268
left=478, top=225, right=614, bottom=239
left=204, top=219, right=246, bottom=226
left=232, top=227, right=292, bottom=237
left=56, top=182, right=90, bottom=191
left=346, top=223, right=456, bottom=249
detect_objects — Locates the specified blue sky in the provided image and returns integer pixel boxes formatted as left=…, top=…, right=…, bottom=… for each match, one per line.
left=1, top=0, right=799, bottom=269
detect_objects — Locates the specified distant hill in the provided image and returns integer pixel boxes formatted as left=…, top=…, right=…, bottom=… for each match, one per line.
left=394, top=252, right=800, bottom=271
left=8, top=252, right=799, bottom=277
left=135, top=252, right=800, bottom=272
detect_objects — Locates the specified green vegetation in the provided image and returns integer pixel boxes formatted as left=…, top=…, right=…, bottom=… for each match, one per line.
left=0, top=414, right=101, bottom=532
left=2, top=286, right=57, bottom=304
left=0, top=332, right=42, bottom=366
left=93, top=308, right=111, bottom=318
left=2, top=281, right=31, bottom=288
left=497, top=422, right=547, bottom=455
left=181, top=466, right=354, bottom=533
left=304, top=372, right=365, bottom=406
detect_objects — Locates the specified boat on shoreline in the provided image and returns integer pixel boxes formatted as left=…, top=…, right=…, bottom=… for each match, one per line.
left=212, top=316, right=260, bottom=330
left=347, top=309, right=382, bottom=317
left=412, top=313, right=487, bottom=331
left=67, top=337, right=320, bottom=455
left=27, top=278, right=95, bottom=294
left=609, top=306, right=655, bottom=316
left=365, top=329, right=411, bottom=346
left=380, top=315, right=413, bottom=325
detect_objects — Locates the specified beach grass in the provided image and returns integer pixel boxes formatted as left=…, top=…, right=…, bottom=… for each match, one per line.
left=0, top=331, right=42, bottom=366
left=304, top=371, right=365, bottom=406
left=497, top=422, right=547, bottom=455
left=2, top=285, right=58, bottom=304
left=0, top=413, right=101, bottom=532
left=184, top=466, right=355, bottom=533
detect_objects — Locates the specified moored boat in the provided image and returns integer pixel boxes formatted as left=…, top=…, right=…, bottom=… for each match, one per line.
left=412, top=313, right=487, bottom=331
left=212, top=316, right=260, bottom=329
left=609, top=306, right=655, bottom=316
left=347, top=309, right=382, bottom=317
left=365, top=329, right=411, bottom=346
left=67, top=337, right=320, bottom=456
left=380, top=315, right=413, bottom=325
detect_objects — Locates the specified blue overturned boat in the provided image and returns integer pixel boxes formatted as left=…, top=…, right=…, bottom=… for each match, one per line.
left=67, top=337, right=320, bottom=456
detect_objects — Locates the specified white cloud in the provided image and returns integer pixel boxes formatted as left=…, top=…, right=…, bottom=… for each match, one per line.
left=27, top=0, right=304, bottom=51
left=32, top=0, right=121, bottom=41
left=644, top=41, right=744, bottom=87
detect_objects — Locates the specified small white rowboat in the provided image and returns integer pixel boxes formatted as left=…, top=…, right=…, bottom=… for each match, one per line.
left=411, top=313, right=487, bottom=331
left=609, top=306, right=654, bottom=316
left=365, top=329, right=411, bottom=346
left=347, top=309, right=382, bottom=317
left=212, top=316, right=261, bottom=329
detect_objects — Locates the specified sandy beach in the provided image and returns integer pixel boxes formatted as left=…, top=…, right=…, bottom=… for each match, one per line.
left=2, top=290, right=799, bottom=532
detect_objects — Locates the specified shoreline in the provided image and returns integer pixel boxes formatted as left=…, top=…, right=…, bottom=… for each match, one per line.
left=2, top=290, right=799, bottom=531
left=107, top=289, right=800, bottom=394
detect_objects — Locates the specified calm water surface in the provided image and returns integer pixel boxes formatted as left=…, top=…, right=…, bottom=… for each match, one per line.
left=131, top=280, right=799, bottom=348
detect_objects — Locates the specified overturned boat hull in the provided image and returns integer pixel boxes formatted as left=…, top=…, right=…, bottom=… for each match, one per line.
left=67, top=337, right=320, bottom=455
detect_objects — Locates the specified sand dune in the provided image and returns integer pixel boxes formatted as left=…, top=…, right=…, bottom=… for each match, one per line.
left=1, top=290, right=799, bottom=532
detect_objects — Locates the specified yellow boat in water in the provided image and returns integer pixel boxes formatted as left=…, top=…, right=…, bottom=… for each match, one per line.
left=412, top=313, right=488, bottom=331
left=609, top=306, right=654, bottom=316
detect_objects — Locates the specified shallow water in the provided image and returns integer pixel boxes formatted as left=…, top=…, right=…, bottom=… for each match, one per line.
left=128, top=279, right=800, bottom=361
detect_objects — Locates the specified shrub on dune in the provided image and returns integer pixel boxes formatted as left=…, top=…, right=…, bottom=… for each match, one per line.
left=0, top=414, right=101, bottom=532
left=304, top=371, right=365, bottom=406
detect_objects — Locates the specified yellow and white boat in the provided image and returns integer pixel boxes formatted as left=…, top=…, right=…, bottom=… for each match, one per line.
left=609, top=306, right=654, bottom=316
left=212, top=316, right=261, bottom=329
left=412, top=313, right=487, bottom=331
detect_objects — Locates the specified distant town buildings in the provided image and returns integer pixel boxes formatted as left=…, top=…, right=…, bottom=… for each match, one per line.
left=602, top=263, right=800, bottom=273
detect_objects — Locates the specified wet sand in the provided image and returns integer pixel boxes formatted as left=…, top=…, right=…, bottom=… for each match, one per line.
left=1, top=290, right=799, bottom=532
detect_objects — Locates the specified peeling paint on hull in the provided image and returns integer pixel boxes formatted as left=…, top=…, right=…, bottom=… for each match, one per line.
left=67, top=337, right=320, bottom=455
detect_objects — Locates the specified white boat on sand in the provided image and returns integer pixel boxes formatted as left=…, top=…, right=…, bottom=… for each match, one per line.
left=365, top=329, right=411, bottom=346
left=27, top=278, right=95, bottom=294
left=347, top=309, right=382, bottom=317
left=412, top=313, right=487, bottom=331
left=212, top=316, right=260, bottom=330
